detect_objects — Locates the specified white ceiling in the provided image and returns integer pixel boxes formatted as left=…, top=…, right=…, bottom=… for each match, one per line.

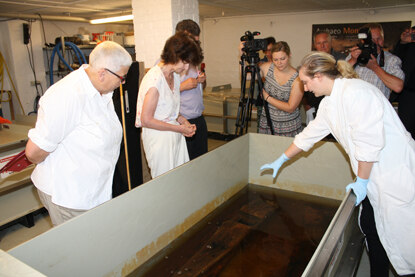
left=199, top=0, right=414, bottom=18
left=0, top=0, right=413, bottom=21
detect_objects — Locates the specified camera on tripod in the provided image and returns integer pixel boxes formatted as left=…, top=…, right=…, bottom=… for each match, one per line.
left=356, top=27, right=378, bottom=66
left=236, top=31, right=273, bottom=136
left=240, top=31, right=268, bottom=57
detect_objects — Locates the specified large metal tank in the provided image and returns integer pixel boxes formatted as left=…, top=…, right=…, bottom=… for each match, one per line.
left=2, top=134, right=362, bottom=276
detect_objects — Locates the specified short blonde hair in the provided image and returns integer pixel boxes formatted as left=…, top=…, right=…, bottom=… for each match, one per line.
left=313, top=30, right=332, bottom=44
left=364, top=23, right=384, bottom=39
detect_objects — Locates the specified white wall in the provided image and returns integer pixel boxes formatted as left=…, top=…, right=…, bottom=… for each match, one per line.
left=132, top=0, right=199, bottom=68
left=200, top=6, right=415, bottom=89
left=1, top=5, right=414, bottom=119
left=0, top=21, right=15, bottom=120
left=0, top=19, right=132, bottom=119
left=0, top=20, right=45, bottom=118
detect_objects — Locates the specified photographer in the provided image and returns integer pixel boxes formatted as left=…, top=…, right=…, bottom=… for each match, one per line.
left=237, top=31, right=269, bottom=135
left=259, top=36, right=276, bottom=65
left=394, top=26, right=415, bottom=139
left=347, top=23, right=404, bottom=99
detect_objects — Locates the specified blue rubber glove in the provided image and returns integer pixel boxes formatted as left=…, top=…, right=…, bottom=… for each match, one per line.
left=260, top=153, right=290, bottom=178
left=346, top=176, right=369, bottom=206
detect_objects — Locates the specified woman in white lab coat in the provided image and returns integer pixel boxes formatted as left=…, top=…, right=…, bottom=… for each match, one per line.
left=261, top=52, right=415, bottom=276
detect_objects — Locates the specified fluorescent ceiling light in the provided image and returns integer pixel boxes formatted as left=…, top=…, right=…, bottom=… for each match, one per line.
left=90, top=14, right=133, bottom=24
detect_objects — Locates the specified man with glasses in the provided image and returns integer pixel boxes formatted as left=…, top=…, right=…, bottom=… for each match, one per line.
left=25, top=41, right=132, bottom=226
left=105, top=68, right=127, bottom=83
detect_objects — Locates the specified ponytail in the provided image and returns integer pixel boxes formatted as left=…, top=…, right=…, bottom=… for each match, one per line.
left=300, top=51, right=358, bottom=79
left=336, top=60, right=359, bottom=78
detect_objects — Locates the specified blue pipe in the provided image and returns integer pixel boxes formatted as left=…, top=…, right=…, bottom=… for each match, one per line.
left=49, top=41, right=87, bottom=85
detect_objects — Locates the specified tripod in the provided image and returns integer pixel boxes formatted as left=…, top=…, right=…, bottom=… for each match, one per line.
left=235, top=52, right=273, bottom=136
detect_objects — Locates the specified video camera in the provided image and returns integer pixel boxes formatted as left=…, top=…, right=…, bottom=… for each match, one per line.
left=236, top=30, right=273, bottom=136
left=240, top=31, right=268, bottom=56
left=356, top=27, right=378, bottom=66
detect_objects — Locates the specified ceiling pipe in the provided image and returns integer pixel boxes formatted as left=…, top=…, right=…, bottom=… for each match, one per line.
left=0, top=13, right=89, bottom=22
left=0, top=0, right=105, bottom=13
left=0, top=13, right=135, bottom=24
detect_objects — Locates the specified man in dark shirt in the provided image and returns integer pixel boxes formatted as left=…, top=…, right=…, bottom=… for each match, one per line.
left=313, top=30, right=347, bottom=61
left=304, top=30, right=346, bottom=124
left=394, top=26, right=415, bottom=139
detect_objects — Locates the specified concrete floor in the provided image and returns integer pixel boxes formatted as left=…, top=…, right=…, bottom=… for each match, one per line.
left=0, top=209, right=52, bottom=251
left=0, top=137, right=398, bottom=276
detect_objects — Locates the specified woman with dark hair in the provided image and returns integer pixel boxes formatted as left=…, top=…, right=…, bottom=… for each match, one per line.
left=258, top=41, right=304, bottom=136
left=260, top=51, right=415, bottom=276
left=135, top=32, right=203, bottom=178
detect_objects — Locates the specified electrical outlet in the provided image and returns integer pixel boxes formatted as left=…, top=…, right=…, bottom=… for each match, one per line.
left=31, top=81, right=40, bottom=86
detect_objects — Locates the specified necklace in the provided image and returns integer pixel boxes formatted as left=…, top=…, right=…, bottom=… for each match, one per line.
left=165, top=73, right=174, bottom=89
left=160, top=64, right=174, bottom=90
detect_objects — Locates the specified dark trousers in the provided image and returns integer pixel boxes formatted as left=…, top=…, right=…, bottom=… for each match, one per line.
left=186, top=115, right=208, bottom=160
left=398, top=91, right=415, bottom=140
left=360, top=197, right=390, bottom=277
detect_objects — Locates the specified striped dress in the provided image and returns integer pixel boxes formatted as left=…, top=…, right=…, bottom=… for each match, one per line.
left=259, top=64, right=303, bottom=136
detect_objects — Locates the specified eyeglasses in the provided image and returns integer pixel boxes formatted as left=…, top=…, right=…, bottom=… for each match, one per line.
left=105, top=68, right=127, bottom=82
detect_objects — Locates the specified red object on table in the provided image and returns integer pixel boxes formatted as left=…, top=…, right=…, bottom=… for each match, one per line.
left=0, top=116, right=12, bottom=124
left=0, top=149, right=32, bottom=174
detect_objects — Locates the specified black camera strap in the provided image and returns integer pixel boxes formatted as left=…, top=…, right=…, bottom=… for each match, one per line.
left=379, top=49, right=385, bottom=67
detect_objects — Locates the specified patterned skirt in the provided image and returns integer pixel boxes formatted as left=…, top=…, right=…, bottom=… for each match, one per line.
left=258, top=107, right=303, bottom=137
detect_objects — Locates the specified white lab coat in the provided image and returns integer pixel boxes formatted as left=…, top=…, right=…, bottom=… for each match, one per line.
left=294, top=78, right=415, bottom=275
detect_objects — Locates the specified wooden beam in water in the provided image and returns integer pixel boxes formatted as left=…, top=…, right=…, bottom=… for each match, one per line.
left=172, top=194, right=276, bottom=276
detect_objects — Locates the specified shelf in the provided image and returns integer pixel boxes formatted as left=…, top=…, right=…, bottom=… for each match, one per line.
left=0, top=123, right=42, bottom=227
